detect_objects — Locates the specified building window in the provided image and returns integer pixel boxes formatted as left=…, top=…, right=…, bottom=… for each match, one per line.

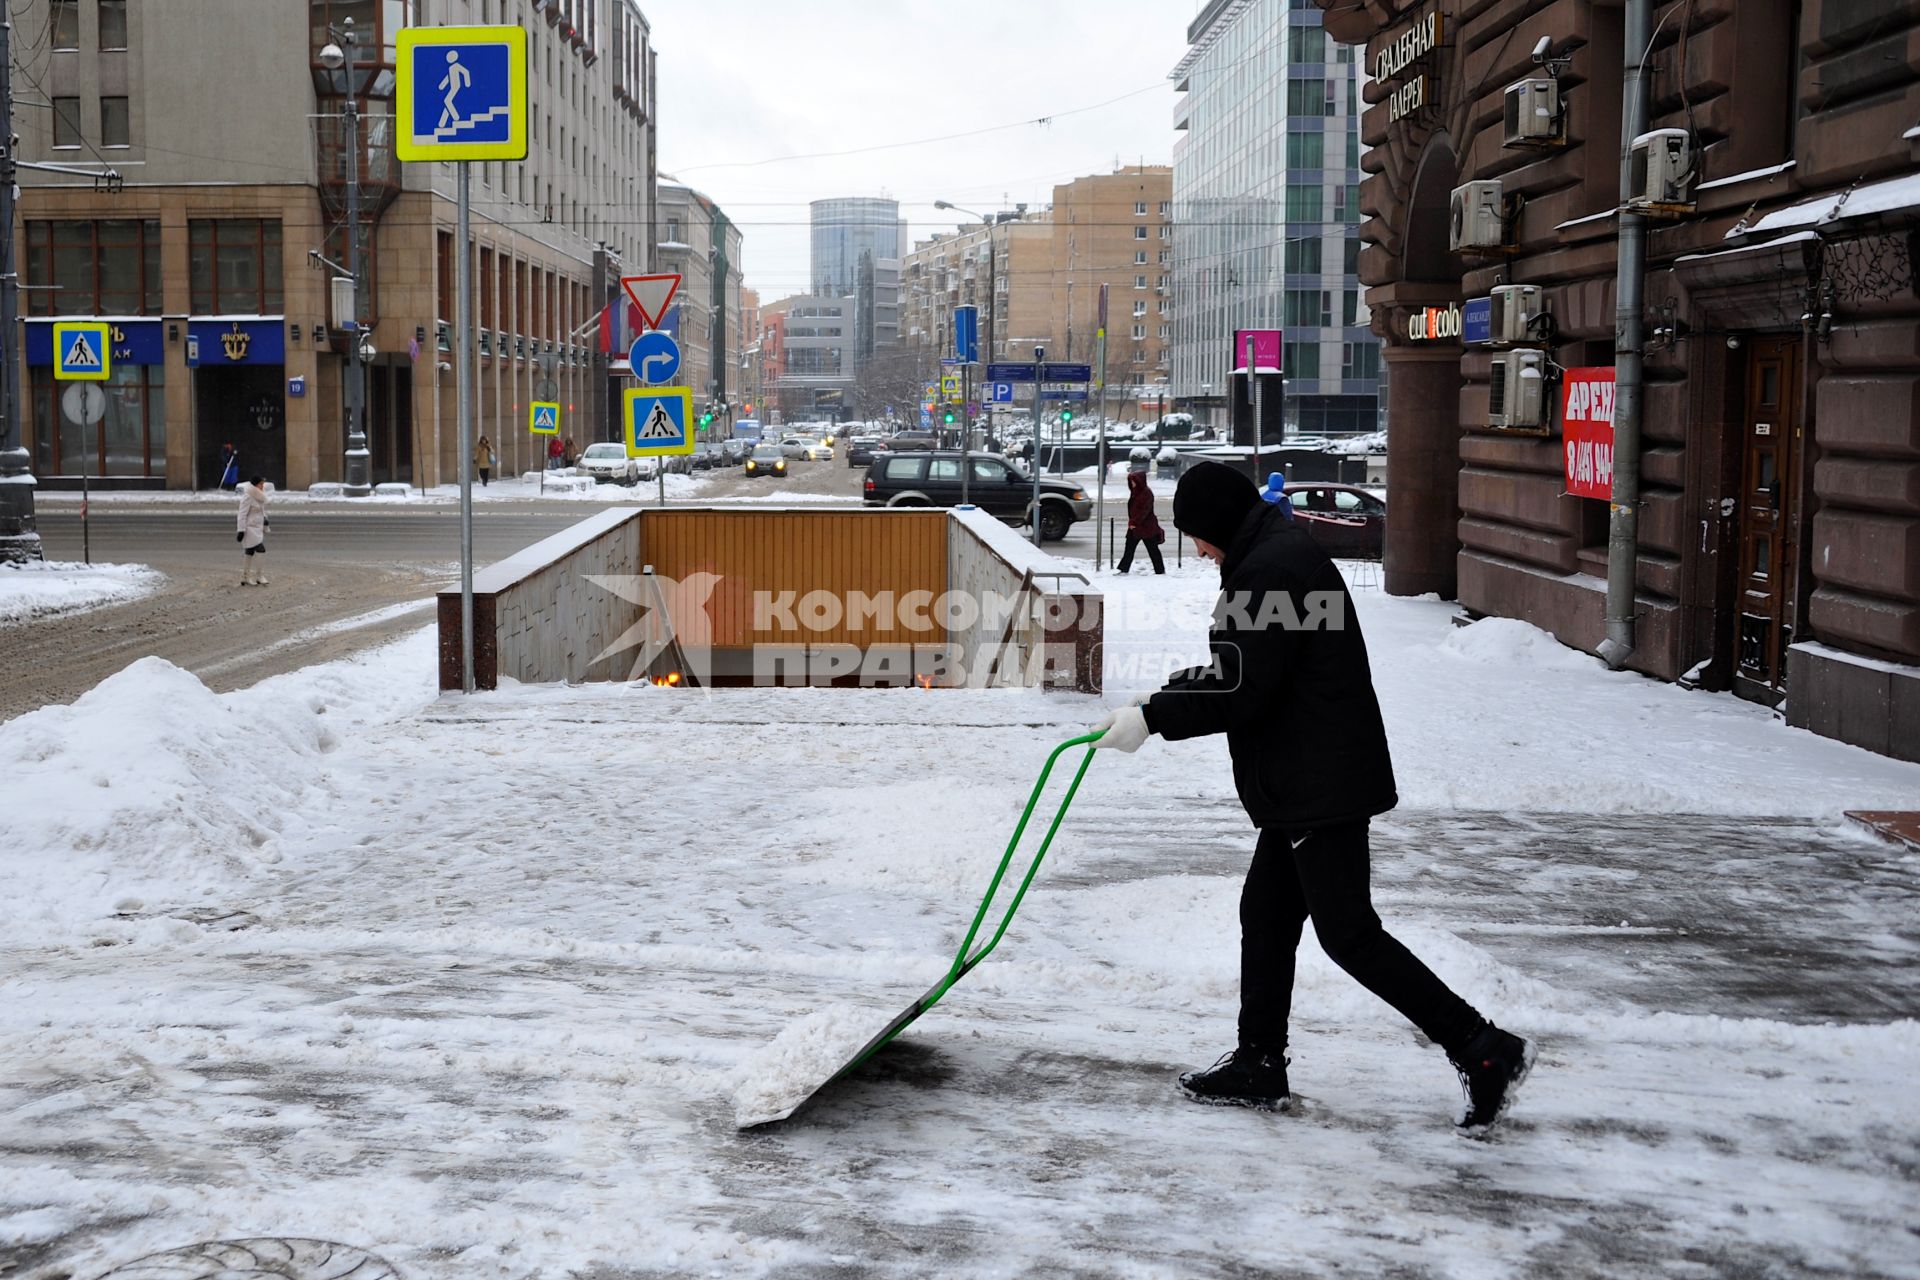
left=1160, top=224, right=1171, bottom=240
left=1342, top=342, right=1380, bottom=381
left=1135, top=250, right=1148, bottom=265
left=33, top=363, right=165, bottom=477
left=1287, top=237, right=1324, bottom=274
left=100, top=96, right=129, bottom=148
left=1134, top=225, right=1147, bottom=239
left=1287, top=77, right=1327, bottom=116
left=1343, top=289, right=1359, bottom=326
left=24, top=218, right=162, bottom=315
left=99, top=0, right=127, bottom=49
left=1290, top=26, right=1326, bottom=63
left=1344, top=238, right=1361, bottom=274
left=188, top=219, right=284, bottom=315
left=1285, top=185, right=1323, bottom=222
left=1287, top=131, right=1326, bottom=170
left=1131, top=324, right=1146, bottom=339
left=1135, top=274, right=1148, bottom=289
left=51, top=97, right=82, bottom=148
left=1133, top=301, right=1147, bottom=317
left=1283, top=290, right=1332, bottom=327
left=1159, top=250, right=1170, bottom=265
left=51, top=0, right=79, bottom=50
left=1134, top=201, right=1147, bottom=215
left=1159, top=201, right=1170, bottom=216
left=1284, top=341, right=1320, bottom=381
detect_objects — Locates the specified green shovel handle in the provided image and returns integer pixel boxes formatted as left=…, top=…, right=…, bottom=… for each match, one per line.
left=945, top=731, right=1101, bottom=982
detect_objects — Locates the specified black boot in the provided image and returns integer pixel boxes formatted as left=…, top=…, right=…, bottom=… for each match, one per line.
left=1449, top=1024, right=1536, bottom=1136
left=1179, top=1045, right=1291, bottom=1112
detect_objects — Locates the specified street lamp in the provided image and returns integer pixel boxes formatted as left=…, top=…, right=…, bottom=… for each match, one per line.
left=319, top=19, right=372, bottom=497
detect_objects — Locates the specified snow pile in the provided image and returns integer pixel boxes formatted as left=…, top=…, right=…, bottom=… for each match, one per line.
left=1437, top=615, right=1599, bottom=672
left=0, top=559, right=160, bottom=624
left=732, top=1004, right=891, bottom=1128
left=0, top=627, right=438, bottom=940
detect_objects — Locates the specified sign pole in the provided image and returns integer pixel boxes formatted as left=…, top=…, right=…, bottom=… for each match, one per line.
left=1248, top=332, right=1262, bottom=487
left=457, top=161, right=475, bottom=694
left=1095, top=326, right=1108, bottom=568
left=1030, top=346, right=1046, bottom=547
left=79, top=412, right=90, bottom=565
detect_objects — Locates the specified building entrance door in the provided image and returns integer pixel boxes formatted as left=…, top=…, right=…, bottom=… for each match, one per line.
left=1731, top=335, right=1804, bottom=702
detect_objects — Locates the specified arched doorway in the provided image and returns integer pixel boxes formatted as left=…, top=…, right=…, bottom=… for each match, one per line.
left=1383, top=137, right=1466, bottom=599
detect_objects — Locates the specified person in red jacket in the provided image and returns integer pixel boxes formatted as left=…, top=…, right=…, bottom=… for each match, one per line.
left=1116, top=448, right=1166, bottom=575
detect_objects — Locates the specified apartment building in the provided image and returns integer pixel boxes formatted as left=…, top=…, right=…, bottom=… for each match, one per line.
left=12, top=0, right=657, bottom=490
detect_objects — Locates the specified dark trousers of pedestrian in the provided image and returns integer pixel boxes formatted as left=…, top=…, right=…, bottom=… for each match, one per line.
left=1117, top=533, right=1165, bottom=574
left=1239, top=819, right=1484, bottom=1057
left=479, top=468, right=491, bottom=487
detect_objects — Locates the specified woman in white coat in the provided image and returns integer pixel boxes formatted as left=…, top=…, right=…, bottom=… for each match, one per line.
left=236, top=474, right=270, bottom=586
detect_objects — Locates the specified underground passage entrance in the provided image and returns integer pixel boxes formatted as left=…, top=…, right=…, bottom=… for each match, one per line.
left=437, top=507, right=1102, bottom=694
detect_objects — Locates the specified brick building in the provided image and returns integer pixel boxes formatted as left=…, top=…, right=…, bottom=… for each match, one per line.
left=1321, top=0, right=1920, bottom=761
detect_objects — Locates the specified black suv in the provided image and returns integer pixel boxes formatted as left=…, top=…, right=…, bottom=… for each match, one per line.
left=863, top=451, right=1092, bottom=542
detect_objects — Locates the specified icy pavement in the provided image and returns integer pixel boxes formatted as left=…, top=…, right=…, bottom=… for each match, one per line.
left=0, top=560, right=161, bottom=625
left=3, top=571, right=1919, bottom=1279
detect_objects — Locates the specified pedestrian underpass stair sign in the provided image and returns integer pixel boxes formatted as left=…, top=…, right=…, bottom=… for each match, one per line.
left=395, top=26, right=529, bottom=162
left=529, top=401, right=560, bottom=436
left=623, top=387, right=694, bottom=457
left=53, top=321, right=111, bottom=381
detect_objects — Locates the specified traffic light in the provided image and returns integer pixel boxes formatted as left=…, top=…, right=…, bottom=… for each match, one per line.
left=1060, top=408, right=1074, bottom=424
left=743, top=402, right=754, bottom=416
left=699, top=410, right=715, bottom=427
left=943, top=410, right=956, bottom=425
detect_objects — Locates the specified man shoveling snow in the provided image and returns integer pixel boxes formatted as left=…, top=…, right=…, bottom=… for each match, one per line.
left=1090, top=461, right=1537, bottom=1136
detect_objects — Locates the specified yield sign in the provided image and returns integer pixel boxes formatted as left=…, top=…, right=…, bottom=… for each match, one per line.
left=622, top=274, right=682, bottom=330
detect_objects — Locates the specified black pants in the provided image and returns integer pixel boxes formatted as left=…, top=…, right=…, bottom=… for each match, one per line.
left=1117, top=533, right=1165, bottom=574
left=479, top=467, right=491, bottom=486
left=1239, top=820, right=1483, bottom=1056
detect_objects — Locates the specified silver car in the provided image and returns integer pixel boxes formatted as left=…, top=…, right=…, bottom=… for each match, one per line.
left=576, top=441, right=638, bottom=485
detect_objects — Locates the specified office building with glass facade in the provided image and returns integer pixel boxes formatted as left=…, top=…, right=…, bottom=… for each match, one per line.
left=1170, top=0, right=1380, bottom=436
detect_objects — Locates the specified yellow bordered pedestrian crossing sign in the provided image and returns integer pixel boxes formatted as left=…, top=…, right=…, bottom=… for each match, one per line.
left=395, top=26, right=529, bottom=162
left=529, top=401, right=560, bottom=436
left=53, top=322, right=111, bottom=381
left=623, top=387, right=694, bottom=457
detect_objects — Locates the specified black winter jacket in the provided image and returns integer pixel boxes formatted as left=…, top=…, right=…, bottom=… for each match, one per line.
left=1143, top=501, right=1397, bottom=828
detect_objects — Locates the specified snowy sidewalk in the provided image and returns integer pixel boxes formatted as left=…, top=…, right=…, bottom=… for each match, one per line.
left=4, top=572, right=1919, bottom=1279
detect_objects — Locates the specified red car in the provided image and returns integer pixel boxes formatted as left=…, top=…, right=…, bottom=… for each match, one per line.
left=1282, top=482, right=1386, bottom=559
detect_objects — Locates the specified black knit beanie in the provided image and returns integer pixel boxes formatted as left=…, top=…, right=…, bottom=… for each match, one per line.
left=1172, top=461, right=1260, bottom=550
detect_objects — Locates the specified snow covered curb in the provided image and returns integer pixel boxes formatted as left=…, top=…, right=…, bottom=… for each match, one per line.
left=0, top=559, right=162, bottom=625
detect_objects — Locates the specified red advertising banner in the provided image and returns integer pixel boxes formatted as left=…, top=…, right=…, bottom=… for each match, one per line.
left=1562, top=366, right=1616, bottom=500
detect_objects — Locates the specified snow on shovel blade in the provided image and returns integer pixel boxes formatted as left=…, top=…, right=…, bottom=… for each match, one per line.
left=732, top=977, right=948, bottom=1130
left=733, top=733, right=1099, bottom=1130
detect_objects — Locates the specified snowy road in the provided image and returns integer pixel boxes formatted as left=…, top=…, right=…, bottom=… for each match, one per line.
left=4, top=570, right=1918, bottom=1279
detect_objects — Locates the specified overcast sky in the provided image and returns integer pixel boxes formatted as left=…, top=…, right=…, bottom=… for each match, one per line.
left=645, top=0, right=1205, bottom=301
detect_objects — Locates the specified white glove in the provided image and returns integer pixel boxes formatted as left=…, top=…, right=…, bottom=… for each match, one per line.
left=1091, top=705, right=1150, bottom=753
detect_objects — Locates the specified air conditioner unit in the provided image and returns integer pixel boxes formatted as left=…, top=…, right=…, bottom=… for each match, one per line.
left=1489, top=284, right=1545, bottom=345
left=1489, top=349, right=1548, bottom=430
left=1503, top=78, right=1564, bottom=148
left=1629, top=129, right=1696, bottom=216
left=1450, top=181, right=1505, bottom=252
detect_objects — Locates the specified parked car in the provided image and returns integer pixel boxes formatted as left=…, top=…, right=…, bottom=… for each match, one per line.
left=1283, top=482, right=1386, bottom=559
left=576, top=441, right=639, bottom=485
left=743, top=445, right=789, bottom=479
left=690, top=441, right=727, bottom=470
left=846, top=436, right=887, bottom=467
left=863, top=451, right=1091, bottom=542
left=888, top=431, right=937, bottom=452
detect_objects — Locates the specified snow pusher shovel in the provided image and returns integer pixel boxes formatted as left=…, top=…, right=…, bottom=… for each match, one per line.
left=735, top=732, right=1101, bottom=1128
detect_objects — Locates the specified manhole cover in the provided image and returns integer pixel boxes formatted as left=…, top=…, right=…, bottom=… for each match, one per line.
left=95, top=1238, right=398, bottom=1279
